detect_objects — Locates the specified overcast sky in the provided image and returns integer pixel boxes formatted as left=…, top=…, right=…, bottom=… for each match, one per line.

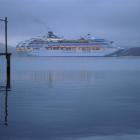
left=0, top=0, right=140, bottom=47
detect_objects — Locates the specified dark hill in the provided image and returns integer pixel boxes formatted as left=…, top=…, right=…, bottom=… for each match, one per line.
left=121, top=47, right=140, bottom=56
left=0, top=43, right=15, bottom=53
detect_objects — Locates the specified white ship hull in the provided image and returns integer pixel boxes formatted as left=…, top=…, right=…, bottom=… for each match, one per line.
left=27, top=48, right=120, bottom=57
left=16, top=31, right=122, bottom=57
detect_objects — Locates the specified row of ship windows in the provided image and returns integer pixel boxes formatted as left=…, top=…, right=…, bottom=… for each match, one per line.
left=44, top=47, right=101, bottom=50
left=29, top=42, right=109, bottom=45
left=16, top=47, right=104, bottom=51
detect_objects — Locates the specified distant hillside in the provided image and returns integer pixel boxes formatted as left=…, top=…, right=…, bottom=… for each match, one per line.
left=120, top=47, right=140, bottom=56
left=0, top=43, right=16, bottom=53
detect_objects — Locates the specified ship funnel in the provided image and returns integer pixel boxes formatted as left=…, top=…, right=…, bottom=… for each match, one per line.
left=86, top=34, right=95, bottom=40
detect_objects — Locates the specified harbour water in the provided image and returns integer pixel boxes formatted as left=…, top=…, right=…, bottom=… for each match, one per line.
left=0, top=56, right=140, bottom=140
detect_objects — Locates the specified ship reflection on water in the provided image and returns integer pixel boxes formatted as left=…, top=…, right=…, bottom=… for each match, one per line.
left=14, top=71, right=96, bottom=88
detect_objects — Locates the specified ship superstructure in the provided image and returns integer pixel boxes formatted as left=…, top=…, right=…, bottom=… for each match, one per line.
left=16, top=31, right=121, bottom=56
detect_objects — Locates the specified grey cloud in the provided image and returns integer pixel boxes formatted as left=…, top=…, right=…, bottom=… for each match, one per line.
left=0, top=0, right=140, bottom=46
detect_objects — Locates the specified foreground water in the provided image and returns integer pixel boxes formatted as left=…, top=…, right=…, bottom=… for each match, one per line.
left=0, top=56, right=140, bottom=140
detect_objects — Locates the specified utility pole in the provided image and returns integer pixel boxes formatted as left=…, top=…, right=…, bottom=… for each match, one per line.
left=5, top=17, right=11, bottom=89
left=5, top=17, right=8, bottom=54
left=0, top=17, right=11, bottom=88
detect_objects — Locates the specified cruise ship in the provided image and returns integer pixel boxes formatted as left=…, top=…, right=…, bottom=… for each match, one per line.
left=16, top=31, right=122, bottom=57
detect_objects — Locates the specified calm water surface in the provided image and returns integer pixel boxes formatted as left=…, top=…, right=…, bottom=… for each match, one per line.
left=0, top=56, right=140, bottom=140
